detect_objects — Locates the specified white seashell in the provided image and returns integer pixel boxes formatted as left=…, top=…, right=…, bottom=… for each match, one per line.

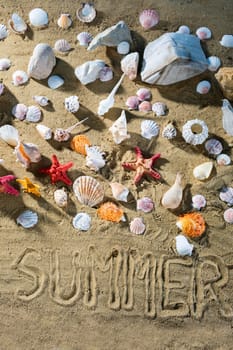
left=72, top=212, right=91, bottom=231
left=14, top=142, right=41, bottom=168
left=48, top=75, right=64, bottom=89
left=0, top=24, right=8, bottom=40
left=57, top=14, right=72, bottom=29
left=110, top=182, right=129, bottom=202
left=0, top=124, right=19, bottom=147
left=182, top=119, right=208, bottom=145
left=109, top=110, right=130, bottom=144
left=177, top=25, right=190, bottom=34
left=73, top=176, right=104, bottom=207
left=28, top=43, right=56, bottom=80
left=99, top=66, right=113, bottom=82
left=219, top=187, right=233, bottom=206
left=175, top=235, right=193, bottom=256
left=64, top=95, right=80, bottom=113
left=161, top=173, right=183, bottom=209
left=129, top=217, right=146, bottom=235
left=54, top=118, right=88, bottom=142
left=162, top=122, right=177, bottom=139
left=192, top=194, right=206, bottom=210
left=12, top=70, right=28, bottom=86
left=25, top=105, right=41, bottom=122
left=222, top=99, right=233, bottom=136
left=223, top=208, right=233, bottom=224
left=75, top=60, right=105, bottom=85
left=193, top=161, right=213, bottom=180
left=117, top=41, right=130, bottom=55
left=140, top=120, right=159, bottom=140
left=54, top=39, right=71, bottom=53
left=152, top=102, right=167, bottom=116
left=54, top=188, right=68, bottom=207
left=196, top=80, right=211, bottom=94
left=137, top=197, right=154, bottom=213
left=205, top=138, right=223, bottom=155
left=12, top=103, right=28, bottom=121
left=29, top=8, right=48, bottom=28
left=207, top=56, right=221, bottom=72
left=196, top=27, right=212, bottom=40
left=220, top=35, right=233, bottom=48
left=76, top=3, right=96, bottom=23
left=121, top=52, right=139, bottom=80
left=77, top=32, right=93, bottom=46
left=33, top=95, right=49, bottom=107
left=8, top=13, right=27, bottom=35
left=85, top=145, right=106, bottom=171
left=16, top=210, right=38, bottom=228
left=36, top=124, right=52, bottom=140
left=0, top=58, right=11, bottom=71
left=216, top=153, right=231, bottom=166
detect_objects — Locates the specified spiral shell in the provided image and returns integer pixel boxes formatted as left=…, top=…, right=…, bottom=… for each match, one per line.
left=16, top=210, right=38, bottom=228
left=73, top=176, right=104, bottom=207
left=25, top=105, right=41, bottom=122
left=54, top=188, right=68, bottom=207
left=140, top=120, right=159, bottom=139
left=182, top=119, right=208, bottom=145
left=129, top=217, right=146, bottom=235
left=110, top=182, right=129, bottom=202
left=97, top=202, right=123, bottom=222
left=54, top=39, right=71, bottom=53
left=121, top=52, right=139, bottom=80
left=14, top=142, right=41, bottom=168
left=70, top=134, right=91, bottom=155
left=176, top=212, right=206, bottom=238
left=54, top=129, right=70, bottom=142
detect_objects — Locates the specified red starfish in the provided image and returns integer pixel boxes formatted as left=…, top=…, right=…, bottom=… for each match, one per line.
left=0, top=175, right=19, bottom=196
left=122, top=147, right=161, bottom=185
left=39, top=154, right=73, bottom=185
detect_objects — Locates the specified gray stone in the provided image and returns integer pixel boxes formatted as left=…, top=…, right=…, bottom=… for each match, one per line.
left=28, top=43, right=56, bottom=80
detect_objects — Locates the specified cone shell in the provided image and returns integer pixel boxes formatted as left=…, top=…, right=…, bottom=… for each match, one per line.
left=110, top=182, right=129, bottom=202
left=129, top=217, right=146, bottom=235
left=97, top=201, right=123, bottom=222
left=16, top=210, right=38, bottom=228
left=176, top=212, right=206, bottom=238
left=0, top=124, right=19, bottom=147
left=70, top=134, right=91, bottom=155
left=36, top=124, right=52, bottom=140
left=57, top=14, right=72, bottom=29
left=54, top=188, right=68, bottom=207
left=73, top=176, right=104, bottom=207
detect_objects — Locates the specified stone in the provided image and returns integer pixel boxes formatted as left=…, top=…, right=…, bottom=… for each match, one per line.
left=28, top=43, right=56, bottom=80
left=74, top=60, right=105, bottom=85
left=215, top=67, right=233, bottom=101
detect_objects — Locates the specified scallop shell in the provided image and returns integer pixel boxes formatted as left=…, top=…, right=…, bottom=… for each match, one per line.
left=77, top=32, right=93, bottom=46
left=0, top=24, right=8, bottom=40
left=57, top=14, right=72, bottom=29
left=117, top=41, right=130, bottom=55
left=97, top=202, right=123, bottom=222
left=0, top=58, right=11, bottom=71
left=207, top=56, right=221, bottom=72
left=25, top=105, right=41, bottom=122
left=196, top=80, right=211, bottom=94
left=140, top=120, right=159, bottom=140
left=162, top=122, right=177, bottom=139
left=16, top=210, right=38, bottom=228
left=139, top=9, right=159, bottom=30
left=219, top=187, right=233, bottom=206
left=73, top=176, right=104, bottom=207
left=54, top=188, right=68, bottom=207
left=220, top=35, right=233, bottom=48
left=223, top=208, right=233, bottom=224
left=33, top=95, right=49, bottom=107
left=138, top=101, right=152, bottom=112
left=8, top=13, right=27, bottom=35
left=110, top=182, right=129, bottom=202
left=76, top=3, right=96, bottom=23
left=85, top=145, right=106, bottom=171
left=12, top=70, right=29, bottom=86
left=136, top=197, right=154, bottom=213
left=126, top=96, right=140, bottom=110
left=72, top=212, right=91, bottom=231
left=192, top=194, right=206, bottom=210
left=130, top=217, right=146, bottom=235
left=70, top=134, right=91, bottom=155
left=182, top=119, right=208, bottom=145
left=99, top=66, right=113, bottom=82
left=136, top=88, right=151, bottom=101
left=0, top=124, right=19, bottom=147
left=177, top=25, right=190, bottom=34
left=176, top=212, right=206, bottom=238
left=121, top=52, right=139, bottom=80
left=193, top=161, right=213, bottom=181
left=36, top=124, right=52, bottom=140
left=29, top=8, right=48, bottom=28
left=196, top=26, right=211, bottom=40
left=48, top=75, right=64, bottom=89
left=12, top=103, right=28, bottom=121
left=216, top=153, right=231, bottom=166
left=152, top=102, right=167, bottom=116
left=54, top=39, right=71, bottom=53
left=109, top=110, right=130, bottom=144
left=205, top=138, right=223, bottom=155
left=175, top=234, right=193, bottom=256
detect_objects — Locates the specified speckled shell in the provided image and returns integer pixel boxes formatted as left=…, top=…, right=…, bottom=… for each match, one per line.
left=97, top=202, right=123, bottom=222
left=0, top=124, right=20, bottom=147
left=85, top=145, right=106, bottom=171
left=176, top=212, right=206, bottom=238
left=57, top=14, right=72, bottom=29
left=29, top=8, right=48, bottom=28
left=70, top=134, right=91, bottom=155
left=219, top=187, right=233, bottom=206
left=0, top=58, right=11, bottom=70
left=205, top=138, right=223, bottom=155
left=196, top=27, right=211, bottom=40
left=54, top=39, right=71, bottom=53
left=136, top=197, right=154, bottom=213
left=54, top=188, right=68, bottom=207
left=162, top=122, right=177, bottom=139
left=64, top=95, right=80, bottom=113
left=129, top=217, right=146, bottom=235
left=175, top=234, right=193, bottom=256
left=12, top=70, right=29, bottom=86
left=77, top=32, right=93, bottom=46
left=76, top=3, right=96, bottom=23
left=182, top=119, right=208, bottom=145
left=73, top=176, right=104, bottom=207
left=12, top=103, right=28, bottom=121
left=8, top=13, right=27, bottom=35
left=54, top=129, right=70, bottom=142
left=48, top=75, right=64, bottom=89
left=140, top=120, right=159, bottom=140
left=25, top=105, right=41, bottom=122
left=0, top=24, right=8, bottom=40
left=72, top=212, right=91, bottom=231
left=139, top=9, right=159, bottom=30
left=16, top=210, right=38, bottom=228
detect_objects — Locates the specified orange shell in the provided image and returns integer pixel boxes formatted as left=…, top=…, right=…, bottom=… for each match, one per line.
left=177, top=212, right=206, bottom=238
left=97, top=202, right=123, bottom=223
left=70, top=135, right=91, bottom=155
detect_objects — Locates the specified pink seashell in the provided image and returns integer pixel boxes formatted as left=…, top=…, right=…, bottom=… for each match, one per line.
left=77, top=32, right=93, bottom=46
left=139, top=9, right=159, bottom=30
left=223, top=208, right=233, bottom=224
left=99, top=66, right=113, bottom=82
left=219, top=187, right=233, bottom=206
left=136, top=197, right=154, bottom=213
left=136, top=88, right=151, bottom=101
left=196, top=27, right=211, bottom=40
left=205, top=138, right=223, bottom=155
left=12, top=70, right=28, bottom=86
left=138, top=100, right=152, bottom=112
left=192, top=194, right=206, bottom=210
left=216, top=154, right=231, bottom=166
left=130, top=217, right=146, bottom=235
left=12, top=103, right=28, bottom=121
left=126, top=96, right=140, bottom=110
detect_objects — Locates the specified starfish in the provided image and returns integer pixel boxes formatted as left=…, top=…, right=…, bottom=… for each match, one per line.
left=39, top=154, right=73, bottom=185
left=16, top=177, right=41, bottom=197
left=0, top=175, right=19, bottom=196
left=122, top=146, right=161, bottom=185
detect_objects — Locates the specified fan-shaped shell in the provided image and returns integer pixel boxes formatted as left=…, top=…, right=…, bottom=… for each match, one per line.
left=196, top=26, right=211, bottom=40
left=48, top=75, right=64, bottom=89
left=54, top=39, right=71, bottom=53
left=77, top=32, right=93, bottom=46
left=97, top=202, right=123, bottom=222
left=117, top=41, right=130, bottom=55
left=85, top=145, right=106, bottom=171
left=25, top=105, right=41, bottom=122
left=16, top=210, right=38, bottom=228
left=0, top=58, right=11, bottom=71
left=57, top=14, right=72, bottom=29
left=121, top=52, right=139, bottom=80
left=139, top=101, right=152, bottom=112
left=192, top=194, right=206, bottom=210
left=136, top=88, right=151, bottom=101
left=175, top=234, right=193, bottom=256
left=216, top=153, right=231, bottom=166
left=70, top=134, right=91, bottom=155
left=12, top=70, right=28, bottom=86
left=220, top=35, right=233, bottom=48
left=177, top=25, right=190, bottom=34
left=54, top=188, right=68, bottom=207
left=137, top=197, right=154, bottom=213
left=12, top=103, right=28, bottom=121
left=73, top=176, right=104, bottom=207
left=130, top=217, right=146, bottom=235
left=0, top=124, right=19, bottom=147
left=29, top=8, right=48, bottom=28
left=182, top=119, right=208, bottom=145
left=72, top=212, right=91, bottom=231
left=207, top=56, right=221, bottom=72
left=36, top=124, right=52, bottom=140
left=64, top=95, right=80, bottom=113
left=152, top=102, right=167, bottom=116
left=0, top=24, right=8, bottom=40
left=141, top=120, right=159, bottom=140
left=162, top=122, right=177, bottom=139
left=8, top=13, right=27, bottom=35
left=76, top=3, right=96, bottom=23
left=126, top=96, right=140, bottom=110
left=110, top=182, right=129, bottom=202
left=219, top=187, right=233, bottom=206
left=33, top=95, right=49, bottom=107
left=196, top=80, right=211, bottom=94
left=176, top=212, right=206, bottom=238
left=223, top=208, right=233, bottom=224
left=139, top=9, right=159, bottom=30
left=205, top=138, right=223, bottom=155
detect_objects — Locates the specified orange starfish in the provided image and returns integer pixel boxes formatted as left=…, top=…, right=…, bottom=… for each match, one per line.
left=16, top=177, right=41, bottom=197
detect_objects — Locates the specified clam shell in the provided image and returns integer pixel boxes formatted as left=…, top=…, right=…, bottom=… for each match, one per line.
left=175, top=234, right=193, bottom=256
left=219, top=187, right=233, bottom=206
left=121, top=52, right=139, bottom=80
left=177, top=25, right=190, bottom=34
left=33, top=95, right=49, bottom=107
left=193, top=161, right=213, bottom=180
left=129, top=217, right=146, bottom=235
left=76, top=3, right=96, bottom=23
left=8, top=13, right=27, bottom=35
left=48, top=75, right=64, bottom=89
left=36, top=124, right=52, bottom=140
left=85, top=145, right=106, bottom=171
left=73, top=176, right=104, bottom=207
left=12, top=103, right=28, bottom=121
left=54, top=188, right=68, bottom=207
left=12, top=70, right=28, bottom=86
left=72, top=212, right=91, bottom=231
left=205, top=138, right=223, bottom=155
left=207, top=56, right=221, bottom=72
left=110, top=182, right=129, bottom=202
left=162, top=122, right=177, bottom=139
left=0, top=24, right=8, bottom=40
left=64, top=95, right=80, bottom=113
left=16, top=210, right=38, bottom=228
left=77, top=32, right=93, bottom=46
left=220, top=35, right=233, bottom=48
left=196, top=80, right=211, bottom=94
left=136, top=197, right=154, bottom=213
left=29, top=8, right=48, bottom=28
left=54, top=39, right=71, bottom=53
left=117, top=41, right=130, bottom=55
left=138, top=101, right=152, bottom=112
left=182, top=119, right=208, bottom=145
left=196, top=26, right=211, bottom=40
left=223, top=208, right=233, bottom=224
left=0, top=124, right=19, bottom=147
left=25, top=105, right=41, bottom=122
left=192, top=194, right=206, bottom=210
left=140, top=120, right=159, bottom=139
left=152, top=102, right=167, bottom=116
left=57, top=14, right=72, bottom=29
left=216, top=153, right=231, bottom=166
left=0, top=58, right=11, bottom=71
left=139, top=9, right=159, bottom=30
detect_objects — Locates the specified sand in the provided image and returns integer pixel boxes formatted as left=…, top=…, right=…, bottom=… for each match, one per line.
left=0, top=0, right=233, bottom=349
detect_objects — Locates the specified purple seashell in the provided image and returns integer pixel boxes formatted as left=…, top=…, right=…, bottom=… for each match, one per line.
left=192, top=194, right=206, bottom=210
left=136, top=88, right=151, bottom=101
left=99, top=66, right=113, bottom=82
left=205, top=138, right=223, bottom=155
left=138, top=100, right=152, bottom=112
left=223, top=208, right=233, bottom=224
left=137, top=197, right=154, bottom=213
left=12, top=103, right=28, bottom=120
left=0, top=83, right=4, bottom=95
left=126, top=96, right=140, bottom=110
left=219, top=187, right=233, bottom=206
left=77, top=31, right=93, bottom=46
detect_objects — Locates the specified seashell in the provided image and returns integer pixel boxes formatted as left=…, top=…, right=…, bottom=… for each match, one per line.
left=0, top=124, right=19, bottom=147
left=196, top=80, right=211, bottom=94
left=85, top=145, right=106, bottom=171
left=33, top=95, right=49, bottom=107
left=216, top=153, right=231, bottom=166
left=182, top=119, right=208, bottom=145
left=29, top=8, right=48, bottom=28
left=205, top=138, right=223, bottom=155
left=0, top=24, right=8, bottom=40
left=161, top=173, right=183, bottom=209
left=12, top=103, right=28, bottom=121
left=109, top=110, right=130, bottom=144
left=64, top=95, right=80, bottom=113
left=221, top=99, right=233, bottom=136
left=196, top=27, right=212, bottom=40
left=152, top=102, right=167, bottom=116
left=14, top=142, right=41, bottom=168
left=8, top=13, right=27, bottom=35
left=117, top=41, right=130, bottom=55
left=175, top=234, right=193, bottom=256
left=223, top=208, right=233, bottom=224
left=12, top=70, right=28, bottom=86
left=207, top=56, right=221, bottom=72
left=73, top=176, right=104, bottom=207
left=177, top=25, right=190, bottom=34
left=48, top=75, right=64, bottom=89
left=70, top=134, right=91, bottom=155
left=54, top=39, right=71, bottom=54
left=54, top=188, right=68, bottom=208
left=16, top=210, right=38, bottom=228
left=36, top=124, right=52, bottom=140
left=75, top=60, right=105, bottom=85
left=77, top=32, right=93, bottom=47
left=99, top=66, right=113, bottom=82
left=72, top=212, right=91, bottom=231
left=76, top=3, right=96, bottom=23
left=136, top=197, right=154, bottom=213
left=192, top=194, right=206, bottom=210
left=110, top=182, right=129, bottom=202
left=126, top=96, right=140, bottom=110
left=140, top=120, right=159, bottom=140
left=0, top=83, right=4, bottom=95
left=130, top=217, right=146, bottom=235
left=25, top=105, right=41, bottom=122
left=139, top=9, right=159, bottom=30
left=57, top=14, right=72, bottom=29
left=162, top=122, right=177, bottom=139
left=193, top=161, right=213, bottom=180
left=176, top=212, right=206, bottom=238
left=97, top=202, right=123, bottom=222
left=28, top=43, right=56, bottom=80
left=219, top=187, right=233, bottom=206
left=0, top=58, right=11, bottom=71
left=121, top=52, right=139, bottom=80
left=220, top=35, right=233, bottom=48
left=54, top=118, right=88, bottom=142
left=139, top=101, right=152, bottom=112
left=136, top=88, right=151, bottom=101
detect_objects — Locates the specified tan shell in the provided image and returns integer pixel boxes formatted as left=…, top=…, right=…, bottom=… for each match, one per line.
left=215, top=67, right=233, bottom=101
left=73, top=176, right=104, bottom=207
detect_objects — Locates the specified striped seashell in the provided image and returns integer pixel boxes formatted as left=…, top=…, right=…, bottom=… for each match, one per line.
left=129, top=217, right=146, bottom=235
left=70, top=134, right=91, bottom=155
left=76, top=3, right=96, bottom=23
left=192, top=194, right=206, bottom=210
left=136, top=88, right=151, bottom=101
left=205, top=138, right=223, bottom=155
left=136, top=197, right=154, bottom=213
left=73, top=176, right=104, bottom=207
left=16, top=210, right=38, bottom=228
left=176, top=212, right=206, bottom=238
left=57, top=14, right=72, bottom=29
left=54, top=188, right=68, bottom=207
left=141, top=120, right=159, bottom=139
left=72, top=212, right=91, bottom=231
left=162, top=122, right=177, bottom=139
left=29, top=8, right=48, bottom=28
left=36, top=124, right=52, bottom=140
left=223, top=208, right=233, bottom=224
left=12, top=103, right=28, bottom=121
left=77, top=32, right=93, bottom=46
left=196, top=26, right=211, bottom=40
left=0, top=58, right=11, bottom=71
left=0, top=24, right=8, bottom=40
left=0, top=124, right=19, bottom=147
left=54, top=39, right=71, bottom=53
left=25, top=105, right=41, bottom=122
left=139, top=9, right=159, bottom=30
left=8, top=13, right=27, bottom=35
left=126, top=96, right=140, bottom=110
left=97, top=201, right=123, bottom=222
left=12, top=70, right=28, bottom=86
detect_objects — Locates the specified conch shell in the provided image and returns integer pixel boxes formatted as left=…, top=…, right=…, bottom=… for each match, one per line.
left=161, top=173, right=183, bottom=209
left=109, top=110, right=130, bottom=144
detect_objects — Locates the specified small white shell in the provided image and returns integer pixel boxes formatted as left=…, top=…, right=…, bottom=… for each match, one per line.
left=0, top=124, right=19, bottom=146
left=57, top=14, right=72, bottom=29
left=177, top=25, right=190, bottom=34
left=140, top=120, right=159, bottom=140
left=162, top=122, right=177, bottom=139
left=0, top=24, right=8, bottom=40
left=193, top=161, right=213, bottom=180
left=196, top=26, right=211, bottom=40
left=175, top=234, right=193, bottom=256
left=48, top=75, right=64, bottom=89
left=223, top=208, right=233, bottom=224
left=54, top=188, right=68, bottom=207
left=16, top=210, right=38, bottom=228
left=12, top=70, right=29, bottom=86
left=72, top=212, right=91, bottom=231
left=129, top=217, right=146, bottom=235
left=196, top=80, right=211, bottom=94
left=77, top=32, right=93, bottom=46
left=33, top=95, right=49, bottom=107
left=117, top=41, right=130, bottom=55
left=192, top=194, right=206, bottom=210
left=36, top=124, right=52, bottom=140
left=110, top=182, right=129, bottom=202
left=152, top=102, right=167, bottom=116
left=207, top=56, right=221, bottom=72
left=205, top=138, right=223, bottom=155
left=54, top=39, right=71, bottom=53
left=64, top=95, right=80, bottom=113
left=25, top=105, right=41, bottom=122
left=136, top=197, right=154, bottom=213
left=121, top=52, right=139, bottom=80
left=29, top=8, right=48, bottom=28
left=12, top=103, right=28, bottom=121
left=9, top=13, right=27, bottom=35
left=220, top=35, right=233, bottom=48
left=85, top=145, right=106, bottom=171
left=216, top=153, right=231, bottom=166
left=99, top=66, right=113, bottom=82
left=182, top=119, right=208, bottom=145
left=109, top=110, right=130, bottom=144
left=76, top=3, right=96, bottom=23
left=0, top=58, right=11, bottom=71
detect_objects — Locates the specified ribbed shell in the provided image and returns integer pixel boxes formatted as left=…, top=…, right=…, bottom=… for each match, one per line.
left=77, top=32, right=93, bottom=46
left=129, top=217, right=146, bottom=235
left=136, top=88, right=151, bottom=101
left=12, top=103, right=28, bottom=120
left=192, top=194, right=206, bottom=210
left=205, top=138, right=223, bottom=155
left=140, top=120, right=159, bottom=139
left=162, top=123, right=177, bottom=139
left=176, top=212, right=206, bottom=238
left=97, top=202, right=123, bottom=222
left=136, top=197, right=154, bottom=213
left=73, top=176, right=104, bottom=207
left=16, top=210, right=38, bottom=228
left=139, top=9, right=159, bottom=30
left=25, top=105, right=41, bottom=122
left=223, top=208, right=233, bottom=224
left=76, top=3, right=96, bottom=23
left=70, top=134, right=91, bottom=155
left=72, top=212, right=91, bottom=231
left=182, top=119, right=208, bottom=145
left=0, top=24, right=8, bottom=40
left=57, top=14, right=72, bottom=29
left=54, top=39, right=71, bottom=53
